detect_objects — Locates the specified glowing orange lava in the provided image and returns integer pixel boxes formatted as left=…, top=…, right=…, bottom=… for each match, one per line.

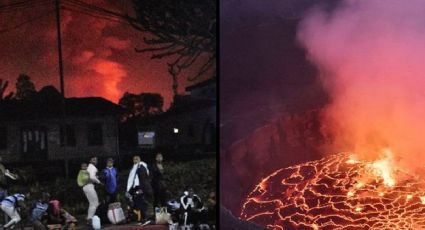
left=241, top=153, right=425, bottom=230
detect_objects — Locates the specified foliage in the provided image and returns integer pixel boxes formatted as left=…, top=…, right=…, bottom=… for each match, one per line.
left=130, top=0, right=216, bottom=92
left=119, top=92, right=164, bottom=121
left=163, top=159, right=216, bottom=200
left=15, top=74, right=36, bottom=100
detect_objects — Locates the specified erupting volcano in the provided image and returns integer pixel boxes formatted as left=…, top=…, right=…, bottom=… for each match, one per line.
left=236, top=1, right=425, bottom=229
left=241, top=150, right=425, bottom=229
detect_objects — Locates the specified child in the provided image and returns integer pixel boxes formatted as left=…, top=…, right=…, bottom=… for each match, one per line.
left=31, top=192, right=50, bottom=230
left=1, top=193, right=27, bottom=229
left=103, top=158, right=118, bottom=204
left=77, top=163, right=90, bottom=187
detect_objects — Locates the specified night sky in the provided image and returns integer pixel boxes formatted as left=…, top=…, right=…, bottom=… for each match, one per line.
left=0, top=0, right=194, bottom=108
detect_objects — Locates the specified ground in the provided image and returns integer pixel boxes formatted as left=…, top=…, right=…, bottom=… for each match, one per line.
left=13, top=222, right=172, bottom=230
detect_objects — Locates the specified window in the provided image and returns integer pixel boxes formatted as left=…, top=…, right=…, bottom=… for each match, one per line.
left=21, top=127, right=47, bottom=159
left=0, top=127, right=7, bottom=150
left=60, top=125, right=76, bottom=147
left=138, top=131, right=155, bottom=146
left=87, top=123, right=103, bottom=146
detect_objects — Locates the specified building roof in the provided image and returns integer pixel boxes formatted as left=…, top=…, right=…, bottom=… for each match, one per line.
left=167, top=98, right=216, bottom=115
left=0, top=97, right=121, bottom=121
left=136, top=98, right=216, bottom=125
left=185, top=78, right=216, bottom=92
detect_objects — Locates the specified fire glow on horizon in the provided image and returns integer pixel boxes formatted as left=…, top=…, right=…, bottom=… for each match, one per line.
left=0, top=1, right=186, bottom=108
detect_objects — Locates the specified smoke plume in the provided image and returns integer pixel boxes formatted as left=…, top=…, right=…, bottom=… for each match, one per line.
left=297, top=0, right=425, bottom=173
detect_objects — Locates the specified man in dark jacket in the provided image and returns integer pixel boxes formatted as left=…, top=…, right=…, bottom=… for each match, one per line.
left=150, top=153, right=167, bottom=208
left=126, top=155, right=154, bottom=225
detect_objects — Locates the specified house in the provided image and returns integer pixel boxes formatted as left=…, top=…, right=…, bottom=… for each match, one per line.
left=136, top=79, right=216, bottom=150
left=0, top=86, right=121, bottom=162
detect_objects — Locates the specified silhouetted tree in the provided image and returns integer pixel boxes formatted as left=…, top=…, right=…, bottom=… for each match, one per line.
left=15, top=74, right=36, bottom=100
left=140, top=93, right=164, bottom=114
left=129, top=0, right=216, bottom=92
left=64, top=0, right=215, bottom=97
left=60, top=0, right=215, bottom=98
left=119, top=92, right=164, bottom=121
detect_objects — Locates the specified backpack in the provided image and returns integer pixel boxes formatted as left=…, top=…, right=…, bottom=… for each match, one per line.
left=77, top=170, right=90, bottom=187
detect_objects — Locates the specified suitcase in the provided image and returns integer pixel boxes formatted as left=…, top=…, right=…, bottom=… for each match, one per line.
left=107, top=202, right=126, bottom=224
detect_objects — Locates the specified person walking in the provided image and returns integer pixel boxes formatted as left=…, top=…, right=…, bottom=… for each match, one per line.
left=103, top=158, right=118, bottom=205
left=1, top=193, right=27, bottom=229
left=126, top=155, right=154, bottom=225
left=150, top=153, right=167, bottom=208
left=83, top=156, right=102, bottom=224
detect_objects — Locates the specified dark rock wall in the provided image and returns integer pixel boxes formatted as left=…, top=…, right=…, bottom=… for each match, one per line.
left=220, top=109, right=329, bottom=214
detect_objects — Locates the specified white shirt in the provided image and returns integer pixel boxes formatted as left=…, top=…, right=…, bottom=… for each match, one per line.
left=126, top=161, right=149, bottom=192
left=87, top=163, right=101, bottom=184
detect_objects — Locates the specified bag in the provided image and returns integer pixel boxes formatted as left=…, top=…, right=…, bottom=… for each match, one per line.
left=156, top=207, right=172, bottom=225
left=129, top=209, right=142, bottom=222
left=169, top=223, right=179, bottom=230
left=107, top=202, right=126, bottom=224
left=77, top=170, right=90, bottom=187
left=46, top=224, right=62, bottom=230
left=92, top=215, right=101, bottom=230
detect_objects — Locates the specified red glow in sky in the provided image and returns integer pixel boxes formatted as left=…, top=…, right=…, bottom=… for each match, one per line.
left=0, top=0, right=192, bottom=108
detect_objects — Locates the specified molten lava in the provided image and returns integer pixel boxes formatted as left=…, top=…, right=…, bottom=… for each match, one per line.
left=241, top=152, right=425, bottom=229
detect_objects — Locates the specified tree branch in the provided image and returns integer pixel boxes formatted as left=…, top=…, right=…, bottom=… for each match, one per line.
left=135, top=43, right=176, bottom=53
left=151, top=47, right=186, bottom=59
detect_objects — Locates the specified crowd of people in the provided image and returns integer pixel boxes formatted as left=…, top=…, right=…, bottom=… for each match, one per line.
left=76, top=154, right=160, bottom=226
left=78, top=153, right=215, bottom=229
left=0, top=153, right=215, bottom=229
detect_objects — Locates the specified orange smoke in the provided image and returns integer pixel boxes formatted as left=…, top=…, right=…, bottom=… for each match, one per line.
left=297, top=1, right=425, bottom=174
left=91, top=59, right=126, bottom=102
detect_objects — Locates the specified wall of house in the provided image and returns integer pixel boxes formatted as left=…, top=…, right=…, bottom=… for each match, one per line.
left=0, top=124, right=21, bottom=162
left=47, top=116, right=119, bottom=160
left=139, top=105, right=216, bottom=148
left=0, top=116, right=119, bottom=162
